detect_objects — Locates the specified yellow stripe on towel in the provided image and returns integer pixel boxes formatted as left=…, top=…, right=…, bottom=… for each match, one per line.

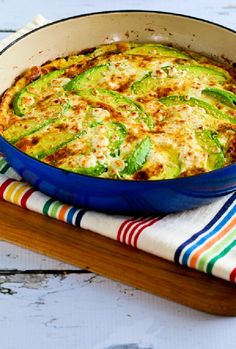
left=4, top=182, right=29, bottom=204
left=13, top=183, right=33, bottom=205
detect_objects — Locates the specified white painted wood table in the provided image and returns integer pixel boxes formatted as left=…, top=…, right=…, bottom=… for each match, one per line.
left=0, top=1, right=236, bottom=348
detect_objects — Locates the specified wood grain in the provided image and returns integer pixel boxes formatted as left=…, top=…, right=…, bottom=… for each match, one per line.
left=0, top=200, right=235, bottom=316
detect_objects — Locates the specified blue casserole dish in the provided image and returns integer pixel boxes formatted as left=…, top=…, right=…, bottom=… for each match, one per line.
left=0, top=11, right=235, bottom=214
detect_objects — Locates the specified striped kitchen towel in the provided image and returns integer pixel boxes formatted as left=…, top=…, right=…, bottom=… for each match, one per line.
left=0, top=17, right=235, bottom=283
left=0, top=153, right=235, bottom=283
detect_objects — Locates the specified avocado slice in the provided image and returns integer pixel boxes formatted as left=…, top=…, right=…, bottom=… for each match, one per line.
left=45, top=121, right=126, bottom=177
left=14, top=108, right=86, bottom=159
left=16, top=128, right=78, bottom=160
left=196, top=130, right=224, bottom=170
left=164, top=64, right=228, bottom=83
left=12, top=69, right=65, bottom=116
left=90, top=44, right=117, bottom=58
left=131, top=64, right=228, bottom=96
left=64, top=64, right=110, bottom=91
left=3, top=96, right=70, bottom=143
left=144, top=145, right=180, bottom=180
left=77, top=88, right=154, bottom=129
left=121, top=137, right=152, bottom=176
left=71, top=163, right=107, bottom=176
left=202, top=87, right=236, bottom=108
left=106, top=122, right=127, bottom=156
left=125, top=43, right=190, bottom=59
left=39, top=114, right=125, bottom=163
left=3, top=117, right=55, bottom=144
left=160, top=95, right=236, bottom=124
left=131, top=71, right=162, bottom=95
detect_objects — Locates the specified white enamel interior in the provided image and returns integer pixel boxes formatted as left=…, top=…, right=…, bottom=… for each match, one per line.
left=0, top=11, right=235, bottom=95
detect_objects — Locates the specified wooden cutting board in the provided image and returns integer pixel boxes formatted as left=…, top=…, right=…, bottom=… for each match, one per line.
left=0, top=200, right=235, bottom=316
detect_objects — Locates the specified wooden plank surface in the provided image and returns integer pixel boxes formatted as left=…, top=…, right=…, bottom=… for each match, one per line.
left=0, top=200, right=235, bottom=316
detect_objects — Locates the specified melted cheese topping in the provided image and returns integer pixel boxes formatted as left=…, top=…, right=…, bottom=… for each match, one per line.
left=0, top=42, right=235, bottom=180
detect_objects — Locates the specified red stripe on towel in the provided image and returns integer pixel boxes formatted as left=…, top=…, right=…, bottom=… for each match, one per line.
left=132, top=216, right=163, bottom=248
left=230, top=268, right=236, bottom=283
left=0, top=178, right=15, bottom=198
left=20, top=188, right=36, bottom=208
left=117, top=216, right=143, bottom=242
left=122, top=217, right=151, bottom=244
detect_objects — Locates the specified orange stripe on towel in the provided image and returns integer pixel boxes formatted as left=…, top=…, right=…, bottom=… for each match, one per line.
left=58, top=204, right=71, bottom=221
